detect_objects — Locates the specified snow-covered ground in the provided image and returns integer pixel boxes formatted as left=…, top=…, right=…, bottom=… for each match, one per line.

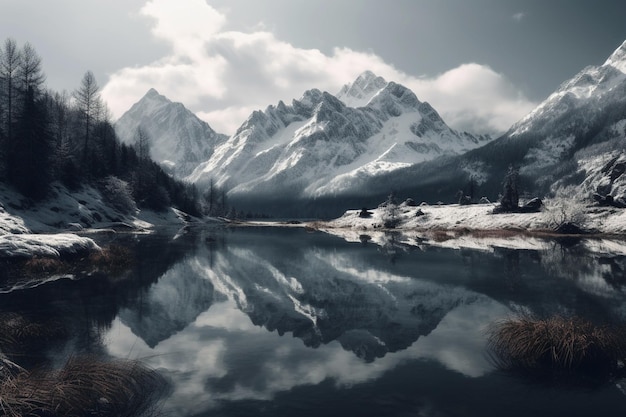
left=0, top=182, right=197, bottom=259
left=0, top=233, right=100, bottom=258
left=312, top=202, right=626, bottom=253
left=324, top=202, right=626, bottom=233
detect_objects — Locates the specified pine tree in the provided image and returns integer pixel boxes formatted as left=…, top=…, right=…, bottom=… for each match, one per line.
left=500, top=166, right=519, bottom=211
left=9, top=86, right=53, bottom=199
left=73, top=71, right=102, bottom=166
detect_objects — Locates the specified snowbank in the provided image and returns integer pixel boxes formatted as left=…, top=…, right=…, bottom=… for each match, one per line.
left=0, top=233, right=100, bottom=258
left=312, top=203, right=626, bottom=254
left=326, top=204, right=545, bottom=231
left=324, top=203, right=626, bottom=234
left=0, top=182, right=205, bottom=259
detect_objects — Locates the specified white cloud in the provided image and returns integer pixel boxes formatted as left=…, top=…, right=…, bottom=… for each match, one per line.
left=141, top=0, right=226, bottom=58
left=403, top=64, right=538, bottom=134
left=513, top=12, right=527, bottom=22
left=101, top=0, right=538, bottom=137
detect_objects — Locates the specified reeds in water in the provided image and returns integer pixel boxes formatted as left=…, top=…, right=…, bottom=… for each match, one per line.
left=0, top=355, right=169, bottom=417
left=487, top=315, right=626, bottom=378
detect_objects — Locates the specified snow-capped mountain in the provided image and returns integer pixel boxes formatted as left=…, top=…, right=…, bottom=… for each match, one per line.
left=477, top=39, right=626, bottom=197
left=368, top=39, right=626, bottom=205
left=187, top=72, right=490, bottom=203
left=336, top=70, right=388, bottom=107
left=115, top=89, right=228, bottom=177
left=507, top=40, right=626, bottom=176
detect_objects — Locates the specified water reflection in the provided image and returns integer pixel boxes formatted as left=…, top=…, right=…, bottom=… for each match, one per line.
left=100, top=228, right=626, bottom=415
left=3, top=227, right=626, bottom=416
left=107, top=297, right=509, bottom=415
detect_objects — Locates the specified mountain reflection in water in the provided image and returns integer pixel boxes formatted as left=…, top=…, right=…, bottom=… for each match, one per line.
left=3, top=227, right=626, bottom=416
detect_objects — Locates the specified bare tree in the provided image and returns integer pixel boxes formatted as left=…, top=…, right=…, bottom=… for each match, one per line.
left=0, top=38, right=22, bottom=143
left=18, top=42, right=45, bottom=94
left=73, top=70, right=102, bottom=163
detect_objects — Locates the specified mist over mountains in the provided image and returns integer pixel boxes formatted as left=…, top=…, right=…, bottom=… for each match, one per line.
left=117, top=40, right=626, bottom=218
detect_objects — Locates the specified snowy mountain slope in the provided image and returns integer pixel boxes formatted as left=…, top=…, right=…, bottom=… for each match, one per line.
left=361, top=40, right=626, bottom=206
left=503, top=40, right=626, bottom=176
left=187, top=72, right=490, bottom=201
left=555, top=123, right=626, bottom=203
left=115, top=89, right=228, bottom=177
left=480, top=40, right=626, bottom=195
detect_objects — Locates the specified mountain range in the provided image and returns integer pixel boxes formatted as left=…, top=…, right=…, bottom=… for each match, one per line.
left=116, top=40, right=626, bottom=218
left=364, top=40, right=626, bottom=206
left=187, top=71, right=490, bottom=202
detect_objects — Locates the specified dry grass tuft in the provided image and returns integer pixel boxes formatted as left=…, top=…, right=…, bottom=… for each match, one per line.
left=22, top=257, right=65, bottom=275
left=487, top=315, right=626, bottom=378
left=468, top=228, right=529, bottom=239
left=88, top=244, right=133, bottom=274
left=0, top=355, right=169, bottom=417
left=430, top=230, right=454, bottom=242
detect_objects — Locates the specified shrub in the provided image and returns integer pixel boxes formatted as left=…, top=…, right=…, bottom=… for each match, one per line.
left=487, top=315, right=626, bottom=378
left=380, top=193, right=400, bottom=228
left=101, top=176, right=137, bottom=214
left=544, top=186, right=590, bottom=232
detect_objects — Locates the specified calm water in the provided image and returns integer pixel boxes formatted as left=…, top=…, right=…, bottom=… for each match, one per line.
left=3, top=226, right=626, bottom=416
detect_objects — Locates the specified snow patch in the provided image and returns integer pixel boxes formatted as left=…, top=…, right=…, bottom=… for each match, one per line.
left=0, top=233, right=100, bottom=258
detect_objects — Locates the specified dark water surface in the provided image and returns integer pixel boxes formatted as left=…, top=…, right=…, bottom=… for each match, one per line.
left=2, top=226, right=626, bottom=416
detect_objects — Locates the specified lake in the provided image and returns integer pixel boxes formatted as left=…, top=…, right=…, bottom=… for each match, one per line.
left=2, top=226, right=626, bottom=416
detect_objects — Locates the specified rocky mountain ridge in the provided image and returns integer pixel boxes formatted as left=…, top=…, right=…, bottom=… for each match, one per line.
left=187, top=72, right=491, bottom=206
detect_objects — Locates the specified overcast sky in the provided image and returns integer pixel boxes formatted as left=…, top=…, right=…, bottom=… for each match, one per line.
left=1, top=0, right=625, bottom=136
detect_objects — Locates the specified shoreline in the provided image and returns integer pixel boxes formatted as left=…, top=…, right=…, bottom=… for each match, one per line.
left=308, top=202, right=626, bottom=235
left=232, top=203, right=626, bottom=255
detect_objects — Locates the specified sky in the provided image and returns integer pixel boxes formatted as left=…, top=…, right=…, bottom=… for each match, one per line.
left=1, top=0, right=625, bottom=136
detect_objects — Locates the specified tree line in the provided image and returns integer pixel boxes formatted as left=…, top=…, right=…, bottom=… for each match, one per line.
left=0, top=38, right=208, bottom=216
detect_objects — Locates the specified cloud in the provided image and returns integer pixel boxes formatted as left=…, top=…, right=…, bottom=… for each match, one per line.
left=403, top=64, right=538, bottom=134
left=141, top=0, right=226, bottom=58
left=512, top=12, right=527, bottom=22
left=101, top=0, right=538, bottom=137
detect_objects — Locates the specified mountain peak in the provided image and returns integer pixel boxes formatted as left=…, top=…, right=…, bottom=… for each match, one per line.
left=146, top=87, right=160, bottom=97
left=337, top=71, right=388, bottom=108
left=604, top=40, right=626, bottom=73
left=115, top=89, right=227, bottom=178
left=353, top=70, right=386, bottom=87
left=141, top=88, right=170, bottom=104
